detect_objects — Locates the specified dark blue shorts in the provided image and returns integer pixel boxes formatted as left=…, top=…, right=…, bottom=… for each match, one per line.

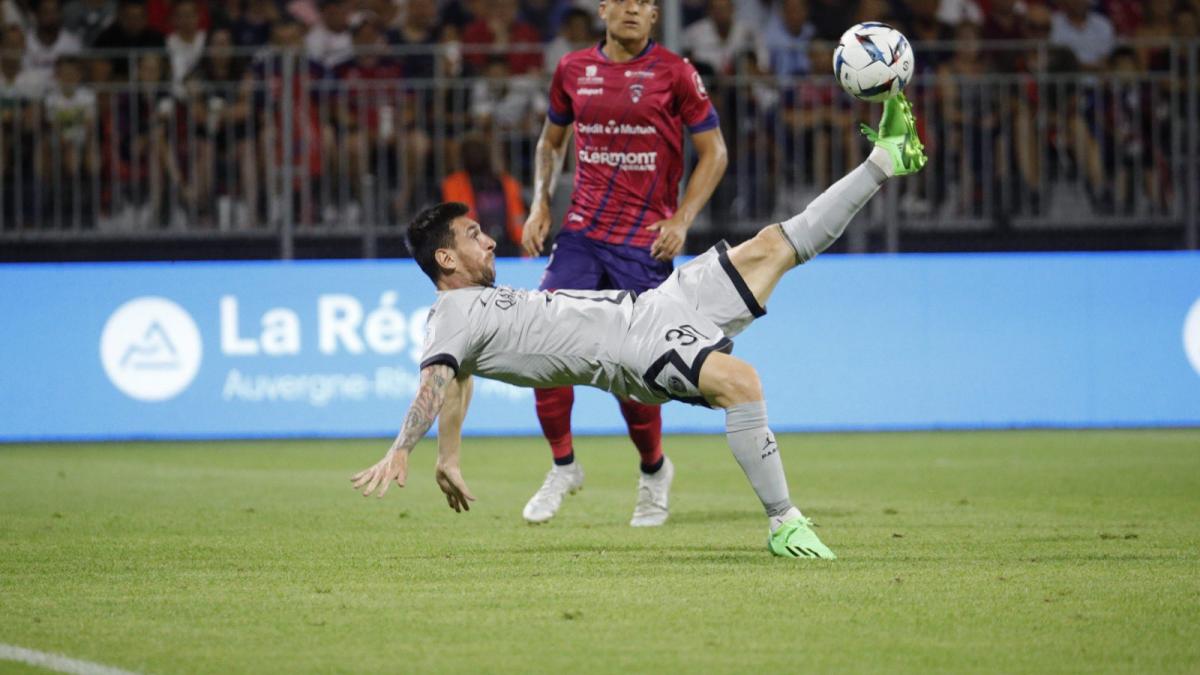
left=538, top=231, right=673, bottom=293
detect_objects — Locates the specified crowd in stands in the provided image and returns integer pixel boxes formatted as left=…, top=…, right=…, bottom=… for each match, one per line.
left=2, top=0, right=1199, bottom=242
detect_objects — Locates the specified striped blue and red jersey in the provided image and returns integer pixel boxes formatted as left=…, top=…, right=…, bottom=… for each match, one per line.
left=547, top=40, right=719, bottom=250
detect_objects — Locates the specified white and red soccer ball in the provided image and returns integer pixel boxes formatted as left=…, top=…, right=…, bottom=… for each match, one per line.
left=833, top=22, right=916, bottom=102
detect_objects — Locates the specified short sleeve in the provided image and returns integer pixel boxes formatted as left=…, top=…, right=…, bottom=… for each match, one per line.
left=419, top=296, right=473, bottom=374
left=675, top=60, right=719, bottom=134
left=547, top=59, right=573, bottom=126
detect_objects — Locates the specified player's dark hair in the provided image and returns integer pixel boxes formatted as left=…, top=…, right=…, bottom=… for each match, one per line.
left=407, top=202, right=469, bottom=283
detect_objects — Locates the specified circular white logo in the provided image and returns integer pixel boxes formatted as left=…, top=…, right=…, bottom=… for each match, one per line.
left=100, top=296, right=203, bottom=401
left=1185, top=298, right=1200, bottom=377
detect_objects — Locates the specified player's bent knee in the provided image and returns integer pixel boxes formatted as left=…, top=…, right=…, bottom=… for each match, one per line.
left=698, top=352, right=763, bottom=409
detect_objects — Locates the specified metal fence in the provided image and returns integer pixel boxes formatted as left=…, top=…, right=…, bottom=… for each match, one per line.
left=2, top=40, right=1197, bottom=256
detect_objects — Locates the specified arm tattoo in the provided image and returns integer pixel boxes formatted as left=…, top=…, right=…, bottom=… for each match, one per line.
left=532, top=122, right=566, bottom=203
left=389, top=365, right=453, bottom=454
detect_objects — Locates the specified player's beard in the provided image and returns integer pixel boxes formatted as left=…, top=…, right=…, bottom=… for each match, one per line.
left=480, top=263, right=496, bottom=288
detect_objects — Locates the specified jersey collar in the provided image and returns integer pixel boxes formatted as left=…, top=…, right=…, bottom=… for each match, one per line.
left=595, top=38, right=656, bottom=62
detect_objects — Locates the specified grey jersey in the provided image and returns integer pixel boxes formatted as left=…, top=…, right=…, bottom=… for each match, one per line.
left=420, top=244, right=764, bottom=407
left=420, top=285, right=641, bottom=398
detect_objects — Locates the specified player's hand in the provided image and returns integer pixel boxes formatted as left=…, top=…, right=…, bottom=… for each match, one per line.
left=351, top=449, right=409, bottom=498
left=521, top=202, right=552, bottom=257
left=435, top=462, right=476, bottom=513
left=648, top=215, right=691, bottom=261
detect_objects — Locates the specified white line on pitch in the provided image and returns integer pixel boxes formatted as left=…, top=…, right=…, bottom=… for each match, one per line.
left=0, top=643, right=145, bottom=675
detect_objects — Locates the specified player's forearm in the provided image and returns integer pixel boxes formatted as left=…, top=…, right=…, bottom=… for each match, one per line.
left=676, top=137, right=729, bottom=226
left=531, top=122, right=569, bottom=207
left=436, top=376, right=473, bottom=465
left=388, top=364, right=454, bottom=455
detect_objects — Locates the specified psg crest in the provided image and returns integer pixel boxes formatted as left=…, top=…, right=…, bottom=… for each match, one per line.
left=629, top=83, right=644, bottom=103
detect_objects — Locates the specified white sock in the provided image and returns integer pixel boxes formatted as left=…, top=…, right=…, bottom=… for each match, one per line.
left=779, top=159, right=888, bottom=263
left=769, top=506, right=805, bottom=534
left=868, top=145, right=896, bottom=178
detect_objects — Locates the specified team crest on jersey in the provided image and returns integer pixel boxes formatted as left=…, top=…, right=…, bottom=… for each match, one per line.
left=629, top=83, right=644, bottom=103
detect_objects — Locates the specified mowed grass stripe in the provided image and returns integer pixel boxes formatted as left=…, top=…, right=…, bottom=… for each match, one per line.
left=0, top=430, right=1197, bottom=674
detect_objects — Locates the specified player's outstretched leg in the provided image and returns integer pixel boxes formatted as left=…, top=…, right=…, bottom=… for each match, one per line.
left=698, top=351, right=836, bottom=559
left=723, top=94, right=928, bottom=312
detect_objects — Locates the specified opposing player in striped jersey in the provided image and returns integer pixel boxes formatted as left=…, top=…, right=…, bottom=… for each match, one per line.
left=351, top=95, right=929, bottom=558
left=520, top=0, right=729, bottom=528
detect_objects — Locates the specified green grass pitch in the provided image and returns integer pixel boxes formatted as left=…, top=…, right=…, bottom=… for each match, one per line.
left=1, top=430, right=1198, bottom=674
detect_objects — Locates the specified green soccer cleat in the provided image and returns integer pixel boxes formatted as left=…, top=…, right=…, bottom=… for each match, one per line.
left=860, top=93, right=927, bottom=176
left=768, top=515, right=837, bottom=559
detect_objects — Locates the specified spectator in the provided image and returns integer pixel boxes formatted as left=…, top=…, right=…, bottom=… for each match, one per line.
left=0, top=21, right=37, bottom=95
left=22, top=0, right=82, bottom=93
left=735, top=0, right=774, bottom=29
left=62, top=0, right=116, bottom=46
left=388, top=0, right=437, bottom=77
left=111, top=52, right=173, bottom=228
left=1, top=0, right=31, bottom=30
left=461, top=0, right=541, bottom=74
left=807, top=0, right=858, bottom=41
left=543, top=6, right=591, bottom=73
left=2, top=23, right=40, bottom=229
left=1177, top=5, right=1199, bottom=39
left=1131, top=0, right=1172, bottom=71
left=470, top=55, right=545, bottom=133
left=194, top=26, right=255, bottom=229
left=354, top=0, right=401, bottom=31
left=1049, top=0, right=1115, bottom=70
left=167, top=0, right=206, bottom=86
left=520, top=0, right=570, bottom=42
left=682, top=0, right=756, bottom=75
left=897, top=0, right=954, bottom=72
left=759, top=0, right=816, bottom=79
left=438, top=0, right=481, bottom=32
left=853, top=0, right=899, bottom=26
left=305, top=0, right=352, bottom=70
left=93, top=0, right=164, bottom=79
left=981, top=0, right=1030, bottom=72
left=679, top=0, right=706, bottom=27
left=935, top=0, right=982, bottom=26
left=230, top=0, right=278, bottom=46
left=249, top=19, right=324, bottom=224
left=1104, top=0, right=1143, bottom=36
left=144, top=0, right=208, bottom=36
left=440, top=133, right=525, bottom=257
left=327, top=19, right=404, bottom=222
left=937, top=22, right=997, bottom=217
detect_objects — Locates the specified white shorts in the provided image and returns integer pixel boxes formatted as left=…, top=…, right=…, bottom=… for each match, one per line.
left=619, top=242, right=767, bottom=406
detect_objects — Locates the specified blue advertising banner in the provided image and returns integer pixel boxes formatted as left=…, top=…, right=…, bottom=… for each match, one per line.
left=2, top=251, right=1198, bottom=441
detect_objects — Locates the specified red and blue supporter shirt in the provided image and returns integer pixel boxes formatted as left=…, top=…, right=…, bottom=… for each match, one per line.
left=547, top=40, right=719, bottom=250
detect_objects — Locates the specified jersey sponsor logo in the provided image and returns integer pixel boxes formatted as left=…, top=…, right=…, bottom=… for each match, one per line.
left=1184, top=297, right=1200, bottom=376
left=577, top=148, right=658, bottom=171
left=630, top=83, right=644, bottom=103
left=578, top=87, right=604, bottom=96
left=578, top=64, right=604, bottom=85
left=100, top=296, right=204, bottom=402
left=567, top=212, right=585, bottom=222
left=692, top=71, right=709, bottom=100
left=625, top=69, right=655, bottom=79
left=576, top=121, right=656, bottom=136
left=482, top=287, right=523, bottom=310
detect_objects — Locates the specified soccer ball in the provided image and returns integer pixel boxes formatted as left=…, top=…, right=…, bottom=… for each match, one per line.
left=833, top=23, right=915, bottom=102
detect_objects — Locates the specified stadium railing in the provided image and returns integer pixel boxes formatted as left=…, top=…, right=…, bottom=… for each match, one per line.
left=0, top=39, right=1197, bottom=258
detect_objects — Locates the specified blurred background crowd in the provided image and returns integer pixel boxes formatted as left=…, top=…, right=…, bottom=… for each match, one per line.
left=1, top=0, right=1198, bottom=259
